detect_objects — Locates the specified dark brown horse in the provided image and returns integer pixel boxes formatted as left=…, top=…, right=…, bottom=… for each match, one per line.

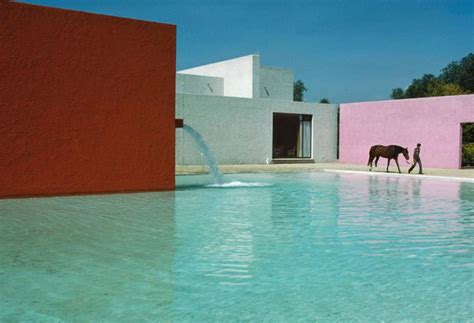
left=368, top=145, right=409, bottom=173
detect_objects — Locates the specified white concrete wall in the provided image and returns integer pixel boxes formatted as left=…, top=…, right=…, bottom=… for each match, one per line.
left=176, top=73, right=224, bottom=96
left=259, top=66, right=293, bottom=101
left=176, top=93, right=338, bottom=165
left=178, top=55, right=259, bottom=98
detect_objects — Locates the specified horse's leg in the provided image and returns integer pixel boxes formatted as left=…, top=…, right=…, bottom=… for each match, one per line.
left=386, top=158, right=391, bottom=172
left=395, top=158, right=401, bottom=173
left=375, top=156, right=380, bottom=167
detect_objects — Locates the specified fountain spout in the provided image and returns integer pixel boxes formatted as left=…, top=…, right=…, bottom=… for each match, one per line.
left=181, top=124, right=224, bottom=185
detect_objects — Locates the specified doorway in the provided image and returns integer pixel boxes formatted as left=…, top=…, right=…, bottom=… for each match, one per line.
left=272, top=113, right=312, bottom=159
left=462, top=123, right=474, bottom=168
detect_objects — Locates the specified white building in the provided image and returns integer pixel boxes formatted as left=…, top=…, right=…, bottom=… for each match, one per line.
left=176, top=54, right=339, bottom=165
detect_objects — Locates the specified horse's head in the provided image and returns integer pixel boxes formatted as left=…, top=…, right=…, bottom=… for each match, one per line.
left=403, top=147, right=409, bottom=161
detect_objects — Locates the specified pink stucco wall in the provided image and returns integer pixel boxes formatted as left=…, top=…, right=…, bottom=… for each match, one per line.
left=339, top=95, right=474, bottom=169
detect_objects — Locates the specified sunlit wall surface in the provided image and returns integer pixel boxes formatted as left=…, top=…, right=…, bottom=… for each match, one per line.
left=0, top=2, right=176, bottom=197
left=339, top=95, right=474, bottom=169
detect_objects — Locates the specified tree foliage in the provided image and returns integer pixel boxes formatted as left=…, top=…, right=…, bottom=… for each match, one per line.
left=391, top=53, right=473, bottom=99
left=319, top=98, right=330, bottom=103
left=390, top=88, right=405, bottom=99
left=463, top=123, right=474, bottom=144
left=293, top=80, right=307, bottom=102
left=440, top=53, right=474, bottom=93
left=461, top=123, right=474, bottom=167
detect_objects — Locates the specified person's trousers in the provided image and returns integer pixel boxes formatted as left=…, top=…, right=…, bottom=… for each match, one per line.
left=409, top=157, right=422, bottom=174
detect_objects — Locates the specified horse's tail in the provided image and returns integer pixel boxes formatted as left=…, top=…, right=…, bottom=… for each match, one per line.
left=368, top=145, right=377, bottom=166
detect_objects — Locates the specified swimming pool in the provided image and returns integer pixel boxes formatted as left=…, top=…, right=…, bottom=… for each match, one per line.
left=1, top=172, right=473, bottom=321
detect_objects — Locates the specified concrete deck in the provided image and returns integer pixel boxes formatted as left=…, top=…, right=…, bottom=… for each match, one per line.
left=176, top=162, right=474, bottom=181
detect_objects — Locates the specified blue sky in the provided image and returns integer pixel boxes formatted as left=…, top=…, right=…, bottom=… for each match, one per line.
left=20, top=0, right=474, bottom=103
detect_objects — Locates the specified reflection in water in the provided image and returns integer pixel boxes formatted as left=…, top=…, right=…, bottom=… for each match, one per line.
left=0, top=192, right=176, bottom=321
left=270, top=172, right=341, bottom=246
left=1, top=173, right=473, bottom=321
left=337, top=174, right=468, bottom=259
left=459, top=182, right=474, bottom=241
left=174, top=186, right=262, bottom=283
left=460, top=182, right=474, bottom=203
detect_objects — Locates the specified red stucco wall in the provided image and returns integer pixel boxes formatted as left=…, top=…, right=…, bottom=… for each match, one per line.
left=0, top=2, right=176, bottom=197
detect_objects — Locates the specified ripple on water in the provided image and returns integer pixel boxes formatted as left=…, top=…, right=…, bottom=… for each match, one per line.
left=0, top=172, right=473, bottom=321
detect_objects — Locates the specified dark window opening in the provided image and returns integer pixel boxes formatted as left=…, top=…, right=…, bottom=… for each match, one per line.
left=462, top=122, right=474, bottom=168
left=273, top=113, right=312, bottom=158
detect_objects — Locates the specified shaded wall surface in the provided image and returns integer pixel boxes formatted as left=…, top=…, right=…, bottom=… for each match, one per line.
left=339, top=95, right=474, bottom=169
left=0, top=2, right=176, bottom=197
left=176, top=94, right=338, bottom=165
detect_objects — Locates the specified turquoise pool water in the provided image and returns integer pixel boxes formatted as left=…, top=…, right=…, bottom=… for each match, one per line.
left=1, top=172, right=473, bottom=321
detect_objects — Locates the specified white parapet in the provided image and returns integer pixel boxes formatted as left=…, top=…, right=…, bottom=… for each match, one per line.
left=178, top=54, right=260, bottom=98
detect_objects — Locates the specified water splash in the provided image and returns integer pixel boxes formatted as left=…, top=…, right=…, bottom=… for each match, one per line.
left=207, top=181, right=272, bottom=188
left=183, top=125, right=224, bottom=185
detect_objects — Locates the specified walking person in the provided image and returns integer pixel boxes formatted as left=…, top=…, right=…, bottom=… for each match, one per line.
left=408, top=143, right=423, bottom=174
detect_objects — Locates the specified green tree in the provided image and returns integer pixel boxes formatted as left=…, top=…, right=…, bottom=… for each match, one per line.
left=462, top=123, right=474, bottom=167
left=440, top=61, right=463, bottom=87
left=463, top=123, right=474, bottom=143
left=293, top=80, right=307, bottom=102
left=404, top=74, right=440, bottom=98
left=440, top=53, right=474, bottom=93
left=391, top=53, right=473, bottom=99
left=401, top=74, right=467, bottom=98
left=436, top=83, right=468, bottom=96
left=319, top=98, right=330, bottom=103
left=391, top=88, right=405, bottom=99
